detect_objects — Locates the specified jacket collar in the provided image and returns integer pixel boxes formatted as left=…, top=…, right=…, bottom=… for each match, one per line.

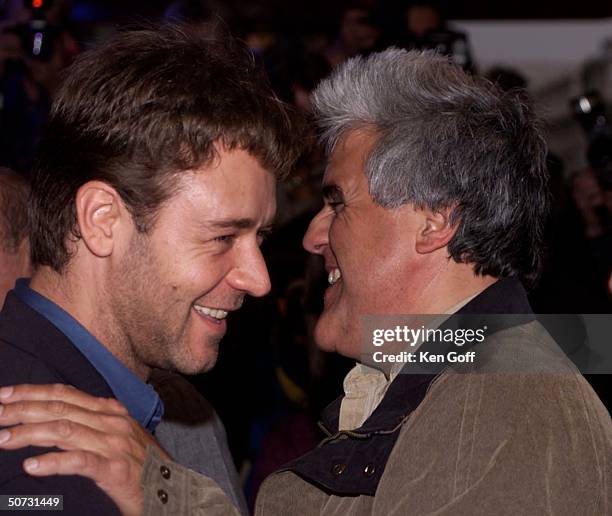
left=320, top=277, right=533, bottom=435
left=282, top=277, right=533, bottom=496
left=0, top=292, right=114, bottom=399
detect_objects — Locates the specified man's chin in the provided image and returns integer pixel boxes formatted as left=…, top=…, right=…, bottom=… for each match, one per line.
left=313, top=318, right=343, bottom=355
left=314, top=311, right=360, bottom=359
left=313, top=336, right=336, bottom=354
left=171, top=354, right=218, bottom=375
left=165, top=341, right=220, bottom=375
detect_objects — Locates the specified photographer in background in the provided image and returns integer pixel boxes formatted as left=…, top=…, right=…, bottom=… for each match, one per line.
left=571, top=91, right=612, bottom=300
left=379, top=1, right=475, bottom=72
left=0, top=0, right=79, bottom=173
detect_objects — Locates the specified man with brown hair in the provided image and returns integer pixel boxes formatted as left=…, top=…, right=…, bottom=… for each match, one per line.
left=0, top=24, right=300, bottom=515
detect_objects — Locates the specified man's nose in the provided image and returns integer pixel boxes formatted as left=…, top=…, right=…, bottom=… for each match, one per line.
left=227, top=246, right=271, bottom=297
left=303, top=208, right=331, bottom=255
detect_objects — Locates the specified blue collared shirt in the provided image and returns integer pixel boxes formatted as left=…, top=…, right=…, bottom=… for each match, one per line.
left=13, top=278, right=164, bottom=433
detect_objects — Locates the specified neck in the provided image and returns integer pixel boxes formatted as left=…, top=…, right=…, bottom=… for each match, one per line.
left=30, top=266, right=150, bottom=381
left=406, top=259, right=498, bottom=314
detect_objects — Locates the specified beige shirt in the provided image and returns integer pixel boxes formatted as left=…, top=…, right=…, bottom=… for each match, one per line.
left=338, top=293, right=479, bottom=431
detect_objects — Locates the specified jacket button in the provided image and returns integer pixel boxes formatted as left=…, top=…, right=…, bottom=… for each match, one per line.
left=157, top=489, right=168, bottom=504
left=332, top=463, right=347, bottom=476
left=160, top=465, right=171, bottom=479
left=364, top=464, right=376, bottom=477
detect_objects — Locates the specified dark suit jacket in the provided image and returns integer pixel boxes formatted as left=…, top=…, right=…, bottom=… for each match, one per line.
left=0, top=292, right=120, bottom=515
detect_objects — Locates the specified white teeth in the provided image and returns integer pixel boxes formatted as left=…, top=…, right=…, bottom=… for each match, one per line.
left=328, top=268, right=341, bottom=285
left=194, top=305, right=228, bottom=320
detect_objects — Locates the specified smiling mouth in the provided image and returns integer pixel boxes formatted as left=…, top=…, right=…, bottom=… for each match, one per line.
left=193, top=305, right=228, bottom=320
left=193, top=305, right=230, bottom=327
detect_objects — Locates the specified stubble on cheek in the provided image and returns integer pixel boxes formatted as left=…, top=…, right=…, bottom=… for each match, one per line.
left=166, top=305, right=225, bottom=374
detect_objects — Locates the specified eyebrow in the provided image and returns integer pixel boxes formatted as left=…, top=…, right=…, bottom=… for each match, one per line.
left=206, top=218, right=275, bottom=231
left=322, top=184, right=344, bottom=203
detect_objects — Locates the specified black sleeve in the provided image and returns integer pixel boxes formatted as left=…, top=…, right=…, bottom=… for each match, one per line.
left=0, top=345, right=121, bottom=515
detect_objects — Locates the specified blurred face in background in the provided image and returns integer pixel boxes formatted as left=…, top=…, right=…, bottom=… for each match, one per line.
left=341, top=8, right=379, bottom=53
left=406, top=5, right=441, bottom=37
left=0, top=31, right=23, bottom=64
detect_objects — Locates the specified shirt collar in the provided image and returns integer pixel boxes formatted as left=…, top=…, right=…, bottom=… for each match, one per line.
left=13, top=278, right=163, bottom=432
left=337, top=290, right=484, bottom=431
left=287, top=278, right=534, bottom=497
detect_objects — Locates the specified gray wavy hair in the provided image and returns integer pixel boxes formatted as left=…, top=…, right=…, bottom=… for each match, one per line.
left=312, top=48, right=549, bottom=286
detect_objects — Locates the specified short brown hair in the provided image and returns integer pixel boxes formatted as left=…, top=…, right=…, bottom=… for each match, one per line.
left=30, top=24, right=302, bottom=271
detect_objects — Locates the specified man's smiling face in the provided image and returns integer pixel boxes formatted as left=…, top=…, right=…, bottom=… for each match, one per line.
left=303, top=129, right=426, bottom=359
left=109, top=146, right=276, bottom=375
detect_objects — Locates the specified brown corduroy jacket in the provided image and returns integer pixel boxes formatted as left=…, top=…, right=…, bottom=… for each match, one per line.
left=142, top=281, right=612, bottom=515
left=143, top=365, right=612, bottom=515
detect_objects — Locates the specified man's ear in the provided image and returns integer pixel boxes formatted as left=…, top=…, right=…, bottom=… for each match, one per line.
left=415, top=207, right=458, bottom=254
left=75, top=181, right=124, bottom=258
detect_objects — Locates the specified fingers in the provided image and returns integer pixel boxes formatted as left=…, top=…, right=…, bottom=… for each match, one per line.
left=0, top=398, right=170, bottom=462
left=0, top=384, right=128, bottom=415
left=23, top=451, right=144, bottom=516
left=0, top=387, right=147, bottom=516
left=0, top=419, right=146, bottom=461
left=22, top=449, right=113, bottom=478
left=0, top=399, right=129, bottom=432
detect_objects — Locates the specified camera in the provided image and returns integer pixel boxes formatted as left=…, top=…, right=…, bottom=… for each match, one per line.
left=571, top=90, right=612, bottom=191
left=8, top=0, right=58, bottom=62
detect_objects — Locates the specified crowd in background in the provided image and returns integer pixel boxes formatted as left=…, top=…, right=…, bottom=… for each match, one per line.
left=1, top=0, right=611, bottom=508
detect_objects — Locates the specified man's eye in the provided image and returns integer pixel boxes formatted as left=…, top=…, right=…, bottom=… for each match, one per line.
left=214, top=234, right=235, bottom=244
left=328, top=201, right=344, bottom=213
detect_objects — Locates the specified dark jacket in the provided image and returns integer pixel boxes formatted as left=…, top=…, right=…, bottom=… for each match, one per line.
left=0, top=292, right=120, bottom=515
